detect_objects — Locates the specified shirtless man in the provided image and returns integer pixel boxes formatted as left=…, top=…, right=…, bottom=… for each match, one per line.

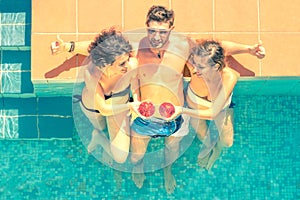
left=129, top=6, right=192, bottom=194
left=130, top=5, right=266, bottom=194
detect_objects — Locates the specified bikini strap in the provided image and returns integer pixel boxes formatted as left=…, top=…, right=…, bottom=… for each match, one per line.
left=72, top=94, right=82, bottom=103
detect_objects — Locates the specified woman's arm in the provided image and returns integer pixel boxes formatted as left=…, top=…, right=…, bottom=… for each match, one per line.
left=129, top=57, right=141, bottom=102
left=83, top=67, right=131, bottom=116
left=221, top=40, right=265, bottom=59
left=51, top=35, right=91, bottom=56
left=182, top=69, right=240, bottom=120
left=93, top=85, right=131, bottom=116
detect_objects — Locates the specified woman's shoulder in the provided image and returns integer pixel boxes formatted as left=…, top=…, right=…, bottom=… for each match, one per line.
left=223, top=67, right=240, bottom=79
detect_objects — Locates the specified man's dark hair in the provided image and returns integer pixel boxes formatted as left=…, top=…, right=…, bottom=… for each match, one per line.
left=146, top=5, right=174, bottom=27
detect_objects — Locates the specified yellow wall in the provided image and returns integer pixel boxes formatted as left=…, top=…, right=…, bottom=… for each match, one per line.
left=31, top=0, right=300, bottom=82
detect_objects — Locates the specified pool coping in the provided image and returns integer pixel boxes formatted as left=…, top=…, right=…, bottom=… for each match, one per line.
left=1, top=76, right=299, bottom=97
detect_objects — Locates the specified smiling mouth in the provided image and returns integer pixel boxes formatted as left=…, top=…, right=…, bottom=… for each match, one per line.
left=151, top=40, right=163, bottom=47
left=196, top=72, right=202, bottom=77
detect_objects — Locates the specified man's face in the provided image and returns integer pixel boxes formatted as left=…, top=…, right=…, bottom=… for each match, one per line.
left=147, top=21, right=173, bottom=49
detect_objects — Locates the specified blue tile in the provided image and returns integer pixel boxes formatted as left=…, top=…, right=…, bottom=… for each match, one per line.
left=18, top=116, right=38, bottom=138
left=21, top=72, right=33, bottom=93
left=2, top=51, right=31, bottom=70
left=1, top=116, right=19, bottom=138
left=34, top=82, right=75, bottom=96
left=2, top=115, right=38, bottom=139
left=0, top=97, right=3, bottom=109
left=0, top=119, right=3, bottom=138
left=1, top=71, right=33, bottom=93
left=25, top=24, right=31, bottom=46
left=1, top=71, right=21, bottom=93
left=0, top=2, right=31, bottom=45
left=1, top=25, right=25, bottom=46
left=288, top=81, right=300, bottom=96
left=1, top=62, right=22, bottom=70
left=0, top=1, right=31, bottom=13
left=257, top=79, right=299, bottom=95
left=38, top=97, right=72, bottom=116
left=38, top=116, right=74, bottom=138
left=3, top=97, right=37, bottom=115
left=233, top=79, right=268, bottom=96
left=0, top=12, right=25, bottom=24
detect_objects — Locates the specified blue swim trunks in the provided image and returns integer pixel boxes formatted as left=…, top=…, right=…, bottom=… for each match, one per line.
left=131, top=115, right=184, bottom=138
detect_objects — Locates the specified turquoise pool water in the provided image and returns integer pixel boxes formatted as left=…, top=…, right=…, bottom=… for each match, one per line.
left=0, top=94, right=299, bottom=199
left=0, top=1, right=299, bottom=199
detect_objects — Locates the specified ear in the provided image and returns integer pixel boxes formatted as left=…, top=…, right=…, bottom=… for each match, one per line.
left=213, top=63, right=221, bottom=71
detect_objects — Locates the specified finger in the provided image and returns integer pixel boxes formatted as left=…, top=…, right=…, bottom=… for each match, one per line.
left=256, top=52, right=265, bottom=59
left=161, top=117, right=169, bottom=121
left=259, top=46, right=266, bottom=54
left=140, top=115, right=149, bottom=121
left=258, top=40, right=262, bottom=46
left=50, top=44, right=55, bottom=54
left=56, top=34, right=64, bottom=44
left=162, top=114, right=176, bottom=122
left=51, top=41, right=59, bottom=54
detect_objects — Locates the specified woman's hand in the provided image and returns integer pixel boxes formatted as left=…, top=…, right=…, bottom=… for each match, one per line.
left=50, top=35, right=67, bottom=55
left=249, top=40, right=266, bottom=59
left=128, top=101, right=140, bottom=115
left=129, top=100, right=157, bottom=120
left=128, top=101, right=151, bottom=120
left=162, top=106, right=183, bottom=121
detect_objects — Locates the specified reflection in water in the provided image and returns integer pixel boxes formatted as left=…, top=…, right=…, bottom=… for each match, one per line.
left=2, top=70, right=21, bottom=93
left=1, top=109, right=19, bottom=138
left=1, top=12, right=26, bottom=46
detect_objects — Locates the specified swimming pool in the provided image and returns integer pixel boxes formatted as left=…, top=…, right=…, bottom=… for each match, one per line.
left=0, top=1, right=299, bottom=198
left=0, top=87, right=299, bottom=199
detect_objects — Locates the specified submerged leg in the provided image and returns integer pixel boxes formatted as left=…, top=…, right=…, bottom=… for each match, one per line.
left=163, top=164, right=176, bottom=194
left=106, top=113, right=131, bottom=163
left=130, top=132, right=151, bottom=189
left=205, top=141, right=222, bottom=170
left=204, top=108, right=235, bottom=170
left=88, top=129, right=111, bottom=154
left=131, top=160, right=146, bottom=189
left=163, top=136, right=183, bottom=194
left=197, top=147, right=212, bottom=169
left=87, top=129, right=113, bottom=165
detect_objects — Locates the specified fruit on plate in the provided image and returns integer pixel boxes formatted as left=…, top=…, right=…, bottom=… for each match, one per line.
left=138, top=101, right=155, bottom=117
left=159, top=102, right=175, bottom=118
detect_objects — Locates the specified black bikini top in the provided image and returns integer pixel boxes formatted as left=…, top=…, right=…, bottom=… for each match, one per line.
left=104, top=85, right=131, bottom=100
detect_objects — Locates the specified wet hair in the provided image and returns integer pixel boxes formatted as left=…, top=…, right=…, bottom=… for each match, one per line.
left=88, top=27, right=132, bottom=68
left=191, top=40, right=225, bottom=71
left=146, top=5, right=174, bottom=27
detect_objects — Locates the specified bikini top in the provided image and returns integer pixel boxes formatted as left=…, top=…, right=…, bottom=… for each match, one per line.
left=104, top=85, right=131, bottom=100
left=73, top=85, right=131, bottom=114
left=187, top=85, right=233, bottom=109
